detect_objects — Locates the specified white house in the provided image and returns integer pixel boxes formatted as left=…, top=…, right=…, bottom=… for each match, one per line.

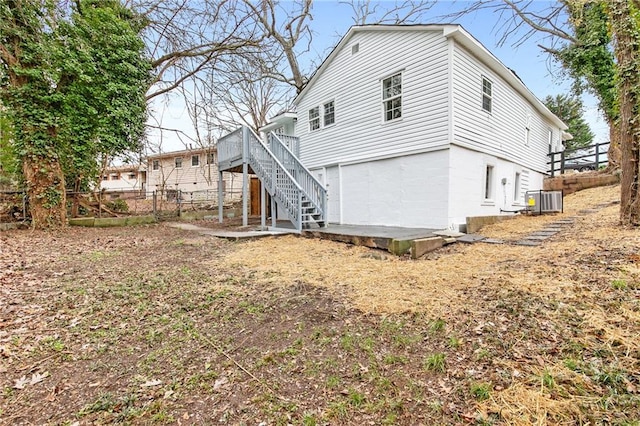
left=146, top=147, right=243, bottom=202
left=289, top=24, right=568, bottom=231
left=100, top=164, right=146, bottom=196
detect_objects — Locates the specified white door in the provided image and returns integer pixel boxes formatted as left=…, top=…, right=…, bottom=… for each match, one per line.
left=326, top=166, right=341, bottom=223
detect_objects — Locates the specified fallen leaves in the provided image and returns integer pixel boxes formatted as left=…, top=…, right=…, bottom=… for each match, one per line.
left=13, top=371, right=49, bottom=389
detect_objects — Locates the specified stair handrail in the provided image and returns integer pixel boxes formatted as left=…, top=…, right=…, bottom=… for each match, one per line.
left=268, top=132, right=327, bottom=220
left=217, top=127, right=243, bottom=167
left=244, top=127, right=304, bottom=231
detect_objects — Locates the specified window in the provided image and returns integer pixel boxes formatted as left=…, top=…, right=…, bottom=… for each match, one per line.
left=152, top=160, right=159, bottom=171
left=514, top=172, right=521, bottom=202
left=323, top=101, right=335, bottom=126
left=206, top=152, right=215, bottom=165
left=382, top=73, right=402, bottom=121
left=482, top=76, right=492, bottom=113
left=352, top=43, right=359, bottom=55
left=309, top=107, right=320, bottom=131
left=548, top=129, right=553, bottom=152
left=191, top=155, right=199, bottom=167
left=525, top=116, right=531, bottom=146
left=111, top=174, right=120, bottom=181
left=175, top=157, right=183, bottom=168
left=102, top=175, right=108, bottom=181
left=484, top=165, right=494, bottom=200
left=128, top=173, right=136, bottom=180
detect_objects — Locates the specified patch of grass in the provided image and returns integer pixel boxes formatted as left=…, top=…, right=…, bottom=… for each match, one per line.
left=340, top=334, right=355, bottom=352
left=383, top=354, right=407, bottom=365
left=470, top=382, right=492, bottom=401
left=326, top=375, right=340, bottom=389
left=348, top=389, right=365, bottom=407
left=448, top=335, right=461, bottom=349
left=42, top=336, right=65, bottom=352
left=423, top=353, right=446, bottom=373
left=302, top=413, right=317, bottom=426
left=541, top=369, right=555, bottom=390
left=611, top=279, right=627, bottom=290
left=429, top=318, right=446, bottom=334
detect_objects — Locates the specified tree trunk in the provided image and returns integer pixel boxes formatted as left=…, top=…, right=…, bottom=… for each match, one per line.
left=610, top=0, right=640, bottom=225
left=22, top=152, right=67, bottom=229
left=606, top=120, right=622, bottom=171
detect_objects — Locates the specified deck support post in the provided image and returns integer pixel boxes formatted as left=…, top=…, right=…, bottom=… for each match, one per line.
left=218, top=171, right=224, bottom=223
left=261, top=181, right=266, bottom=230
left=242, top=126, right=249, bottom=227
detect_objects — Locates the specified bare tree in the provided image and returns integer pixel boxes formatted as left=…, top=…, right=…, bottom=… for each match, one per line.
left=342, top=0, right=436, bottom=25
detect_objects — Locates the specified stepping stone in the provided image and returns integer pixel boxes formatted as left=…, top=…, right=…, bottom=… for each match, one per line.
left=540, top=228, right=562, bottom=233
left=434, top=230, right=466, bottom=238
left=482, top=238, right=505, bottom=244
left=578, top=209, right=598, bottom=214
left=513, top=240, right=542, bottom=246
left=457, top=234, right=486, bottom=243
left=530, top=231, right=558, bottom=236
left=524, top=235, right=551, bottom=241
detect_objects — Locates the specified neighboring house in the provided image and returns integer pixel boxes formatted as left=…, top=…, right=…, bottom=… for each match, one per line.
left=287, top=24, right=568, bottom=231
left=146, top=147, right=242, bottom=201
left=100, top=164, right=146, bottom=197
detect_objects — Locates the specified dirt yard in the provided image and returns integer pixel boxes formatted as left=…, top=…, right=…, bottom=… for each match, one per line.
left=0, top=184, right=638, bottom=425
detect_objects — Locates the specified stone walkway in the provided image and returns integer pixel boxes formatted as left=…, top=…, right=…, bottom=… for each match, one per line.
left=165, top=222, right=293, bottom=241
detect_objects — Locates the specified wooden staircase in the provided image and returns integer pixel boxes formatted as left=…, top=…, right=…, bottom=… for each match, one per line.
left=217, top=126, right=327, bottom=232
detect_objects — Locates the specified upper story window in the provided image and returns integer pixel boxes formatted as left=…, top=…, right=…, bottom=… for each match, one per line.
left=175, top=157, right=183, bottom=169
left=309, top=107, right=320, bottom=131
left=152, top=160, right=159, bottom=171
left=482, top=76, right=492, bottom=113
left=128, top=173, right=136, bottom=180
left=548, top=129, right=553, bottom=152
left=323, top=101, right=335, bottom=126
left=206, top=152, right=215, bottom=164
left=382, top=73, right=402, bottom=121
left=191, top=155, right=199, bottom=167
left=102, top=175, right=109, bottom=181
left=111, top=174, right=120, bottom=181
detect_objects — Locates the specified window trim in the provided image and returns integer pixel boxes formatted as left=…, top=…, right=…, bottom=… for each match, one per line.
left=308, top=106, right=320, bottom=132
left=191, top=154, right=200, bottom=167
left=482, top=76, right=492, bottom=113
left=152, top=160, right=160, bottom=171
left=483, top=163, right=495, bottom=203
left=323, top=100, right=335, bottom=127
left=175, top=157, right=183, bottom=169
left=382, top=72, right=402, bottom=122
left=513, top=171, right=522, bottom=204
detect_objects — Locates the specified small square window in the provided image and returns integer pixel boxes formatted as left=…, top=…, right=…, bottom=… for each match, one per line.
left=309, top=107, right=320, bottom=131
left=482, top=76, right=492, bottom=113
left=111, top=174, right=120, bottom=180
left=152, top=160, right=159, bottom=171
left=175, top=157, right=183, bottom=168
left=352, top=43, right=359, bottom=54
left=128, top=173, right=136, bottom=179
left=102, top=175, right=109, bottom=181
left=191, top=155, right=199, bottom=167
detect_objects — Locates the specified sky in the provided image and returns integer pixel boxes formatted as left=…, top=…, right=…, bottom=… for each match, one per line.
left=148, top=0, right=609, bottom=153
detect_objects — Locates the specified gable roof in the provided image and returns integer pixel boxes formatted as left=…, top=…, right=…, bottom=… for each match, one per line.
left=293, top=24, right=566, bottom=130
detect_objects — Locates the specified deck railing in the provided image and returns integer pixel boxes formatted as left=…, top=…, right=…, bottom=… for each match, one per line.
left=274, top=134, right=300, bottom=157
left=217, top=127, right=243, bottom=169
left=268, top=132, right=326, bottom=221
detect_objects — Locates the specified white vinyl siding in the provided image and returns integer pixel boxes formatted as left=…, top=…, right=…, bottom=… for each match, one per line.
left=452, top=43, right=560, bottom=174
left=296, top=30, right=450, bottom=168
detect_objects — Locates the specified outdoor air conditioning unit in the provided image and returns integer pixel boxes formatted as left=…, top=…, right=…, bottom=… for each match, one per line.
left=525, top=190, right=563, bottom=214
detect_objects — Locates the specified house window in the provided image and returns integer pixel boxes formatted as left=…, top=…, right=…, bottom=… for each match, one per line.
left=152, top=160, right=159, bottom=171
left=309, top=107, right=320, bottom=131
left=352, top=43, right=359, bottom=55
left=206, top=152, right=215, bottom=164
left=484, top=165, right=494, bottom=200
left=191, top=155, right=199, bottom=167
left=323, top=101, right=335, bottom=126
left=548, top=129, right=553, bottom=152
left=175, top=157, right=183, bottom=168
left=482, top=76, right=492, bottom=113
left=514, top=172, right=521, bottom=202
left=525, top=116, right=531, bottom=146
left=128, top=173, right=136, bottom=180
left=382, top=73, right=402, bottom=121
left=102, top=175, right=109, bottom=181
left=111, top=174, right=120, bottom=181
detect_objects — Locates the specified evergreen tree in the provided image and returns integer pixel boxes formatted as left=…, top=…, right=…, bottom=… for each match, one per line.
left=543, top=94, right=595, bottom=151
